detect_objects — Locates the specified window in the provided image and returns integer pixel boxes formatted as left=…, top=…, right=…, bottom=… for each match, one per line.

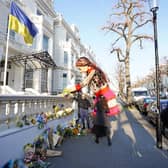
left=0, top=72, right=8, bottom=85
left=66, top=33, right=70, bottom=41
left=63, top=73, right=67, bottom=88
left=64, top=51, right=68, bottom=65
left=26, top=69, right=33, bottom=88
left=10, top=30, right=15, bottom=40
left=32, top=37, right=36, bottom=49
left=71, top=54, right=74, bottom=67
left=134, top=91, right=148, bottom=96
left=37, top=10, right=43, bottom=16
left=43, top=35, right=49, bottom=51
left=41, top=69, right=48, bottom=92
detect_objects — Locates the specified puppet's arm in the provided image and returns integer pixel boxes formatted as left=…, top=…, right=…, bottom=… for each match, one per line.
left=63, top=69, right=95, bottom=94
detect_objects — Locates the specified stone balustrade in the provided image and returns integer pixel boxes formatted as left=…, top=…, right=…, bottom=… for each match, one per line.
left=0, top=95, right=74, bottom=129
left=0, top=95, right=77, bottom=166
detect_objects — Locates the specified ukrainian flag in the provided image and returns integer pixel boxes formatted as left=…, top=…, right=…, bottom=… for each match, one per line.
left=9, top=2, right=38, bottom=45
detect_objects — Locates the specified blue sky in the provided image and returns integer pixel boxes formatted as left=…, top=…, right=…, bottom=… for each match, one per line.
left=54, top=0, right=168, bottom=85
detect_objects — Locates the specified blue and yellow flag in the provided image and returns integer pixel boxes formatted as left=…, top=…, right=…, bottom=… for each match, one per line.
left=9, top=2, right=38, bottom=45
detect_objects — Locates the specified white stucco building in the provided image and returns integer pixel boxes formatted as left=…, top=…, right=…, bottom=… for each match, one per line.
left=52, top=14, right=96, bottom=94
left=0, top=0, right=96, bottom=95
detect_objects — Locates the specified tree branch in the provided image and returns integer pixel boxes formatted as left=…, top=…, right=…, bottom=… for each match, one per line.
left=131, top=19, right=152, bottom=33
left=102, top=24, right=123, bottom=36
left=131, top=35, right=153, bottom=48
left=111, top=48, right=125, bottom=62
left=111, top=36, right=123, bottom=47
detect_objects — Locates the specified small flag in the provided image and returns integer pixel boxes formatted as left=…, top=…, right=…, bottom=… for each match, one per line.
left=8, top=1, right=38, bottom=45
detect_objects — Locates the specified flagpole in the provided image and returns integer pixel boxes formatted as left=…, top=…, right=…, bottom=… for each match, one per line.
left=3, top=20, right=10, bottom=93
left=3, top=1, right=12, bottom=94
left=3, top=23, right=10, bottom=86
left=3, top=0, right=38, bottom=94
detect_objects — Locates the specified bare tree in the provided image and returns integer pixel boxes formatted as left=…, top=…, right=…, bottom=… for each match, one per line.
left=115, top=63, right=125, bottom=99
left=161, top=56, right=168, bottom=75
left=146, top=70, right=156, bottom=93
left=102, top=0, right=152, bottom=104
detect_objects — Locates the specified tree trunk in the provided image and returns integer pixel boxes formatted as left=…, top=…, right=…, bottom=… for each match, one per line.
left=125, top=52, right=132, bottom=105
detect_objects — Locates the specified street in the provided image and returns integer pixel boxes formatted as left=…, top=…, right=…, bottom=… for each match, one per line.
left=47, top=106, right=168, bottom=168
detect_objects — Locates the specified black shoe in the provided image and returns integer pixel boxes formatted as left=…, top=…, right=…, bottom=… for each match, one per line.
left=95, top=138, right=99, bottom=144
left=108, top=141, right=112, bottom=146
left=107, top=137, right=112, bottom=146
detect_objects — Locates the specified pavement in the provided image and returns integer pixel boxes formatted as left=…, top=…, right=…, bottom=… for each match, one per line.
left=47, top=105, right=168, bottom=168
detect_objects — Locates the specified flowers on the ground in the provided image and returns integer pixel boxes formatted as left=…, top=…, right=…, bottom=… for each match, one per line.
left=14, top=104, right=74, bottom=129
left=16, top=116, right=24, bottom=128
left=36, top=112, right=47, bottom=129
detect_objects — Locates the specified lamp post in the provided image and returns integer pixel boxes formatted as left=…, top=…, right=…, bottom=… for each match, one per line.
left=148, top=0, right=162, bottom=148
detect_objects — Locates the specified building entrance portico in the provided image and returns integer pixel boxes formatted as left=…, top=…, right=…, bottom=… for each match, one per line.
left=0, top=51, right=56, bottom=94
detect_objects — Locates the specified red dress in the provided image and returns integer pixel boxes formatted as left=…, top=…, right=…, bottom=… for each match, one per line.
left=75, top=67, right=120, bottom=116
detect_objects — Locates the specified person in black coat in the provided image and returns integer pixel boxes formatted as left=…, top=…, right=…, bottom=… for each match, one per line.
left=91, top=96, right=112, bottom=146
left=160, top=106, right=168, bottom=135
